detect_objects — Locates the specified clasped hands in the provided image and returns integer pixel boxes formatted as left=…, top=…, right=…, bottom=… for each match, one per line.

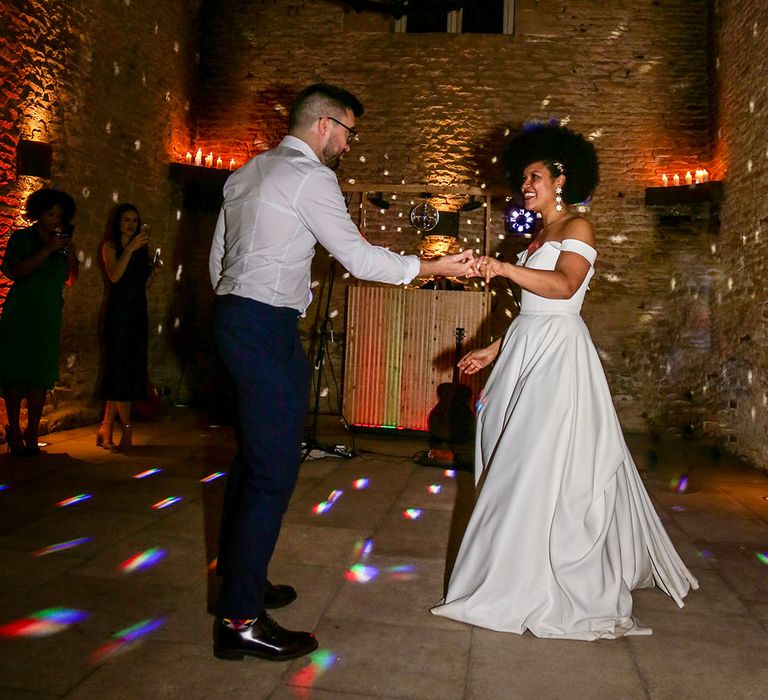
left=434, top=249, right=502, bottom=283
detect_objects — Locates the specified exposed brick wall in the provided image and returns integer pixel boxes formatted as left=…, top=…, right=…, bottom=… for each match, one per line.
left=0, top=0, right=200, bottom=430
left=192, top=0, right=715, bottom=430
left=708, top=0, right=768, bottom=466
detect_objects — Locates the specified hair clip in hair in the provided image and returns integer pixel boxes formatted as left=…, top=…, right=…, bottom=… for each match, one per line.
left=553, top=161, right=565, bottom=175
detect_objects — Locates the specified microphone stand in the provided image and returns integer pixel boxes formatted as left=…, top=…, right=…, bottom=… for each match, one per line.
left=301, top=260, right=354, bottom=461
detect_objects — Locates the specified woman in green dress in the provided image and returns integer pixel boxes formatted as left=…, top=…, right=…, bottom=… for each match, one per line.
left=0, top=188, right=78, bottom=455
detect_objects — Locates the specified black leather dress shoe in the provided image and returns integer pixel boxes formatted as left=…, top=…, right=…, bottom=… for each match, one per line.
left=213, top=615, right=318, bottom=661
left=264, top=580, right=297, bottom=609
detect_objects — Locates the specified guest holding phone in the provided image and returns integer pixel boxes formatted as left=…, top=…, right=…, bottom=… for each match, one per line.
left=0, top=188, right=78, bottom=456
left=97, top=203, right=158, bottom=451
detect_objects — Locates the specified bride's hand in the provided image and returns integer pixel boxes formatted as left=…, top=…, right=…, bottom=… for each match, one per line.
left=457, top=346, right=497, bottom=375
left=469, top=256, right=504, bottom=283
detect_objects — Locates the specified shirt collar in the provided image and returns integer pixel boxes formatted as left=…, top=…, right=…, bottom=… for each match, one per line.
left=280, top=135, right=321, bottom=163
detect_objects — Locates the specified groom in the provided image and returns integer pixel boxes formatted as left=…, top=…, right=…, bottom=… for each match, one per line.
left=208, top=82, right=475, bottom=661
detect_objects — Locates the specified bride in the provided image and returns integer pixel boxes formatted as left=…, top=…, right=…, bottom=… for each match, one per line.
left=431, top=124, right=698, bottom=640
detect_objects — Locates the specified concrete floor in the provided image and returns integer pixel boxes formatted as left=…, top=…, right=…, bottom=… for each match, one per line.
left=0, top=407, right=767, bottom=699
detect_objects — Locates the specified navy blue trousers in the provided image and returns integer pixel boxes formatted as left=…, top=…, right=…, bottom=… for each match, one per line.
left=212, top=294, right=309, bottom=618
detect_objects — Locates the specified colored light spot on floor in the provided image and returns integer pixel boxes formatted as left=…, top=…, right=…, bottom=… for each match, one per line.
left=151, top=497, right=181, bottom=510
left=671, top=506, right=687, bottom=512
left=403, top=508, right=422, bottom=520
left=33, top=537, right=92, bottom=557
left=0, top=607, right=89, bottom=638
left=344, top=564, right=378, bottom=583
left=388, top=565, right=418, bottom=581
left=443, top=470, right=456, bottom=478
left=669, top=475, right=689, bottom=493
left=428, top=484, right=442, bottom=494
left=0, top=484, right=8, bottom=491
left=200, top=471, right=226, bottom=483
left=289, top=648, right=338, bottom=695
left=57, top=494, right=92, bottom=507
left=133, top=468, right=162, bottom=479
left=91, top=617, right=166, bottom=662
left=352, top=538, right=374, bottom=560
left=756, top=552, right=768, bottom=565
left=120, top=547, right=166, bottom=573
left=352, top=478, right=370, bottom=489
left=312, top=489, right=343, bottom=515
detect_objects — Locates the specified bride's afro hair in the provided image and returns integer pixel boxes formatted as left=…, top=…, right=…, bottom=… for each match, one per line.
left=502, top=123, right=600, bottom=205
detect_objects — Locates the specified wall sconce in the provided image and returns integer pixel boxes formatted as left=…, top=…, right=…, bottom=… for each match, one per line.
left=366, top=192, right=390, bottom=209
left=460, top=195, right=484, bottom=212
left=16, top=139, right=53, bottom=178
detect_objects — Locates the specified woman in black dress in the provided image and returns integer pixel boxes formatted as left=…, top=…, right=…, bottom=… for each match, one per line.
left=97, top=203, right=156, bottom=450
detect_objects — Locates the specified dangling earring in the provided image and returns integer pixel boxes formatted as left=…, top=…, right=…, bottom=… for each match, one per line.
left=555, top=186, right=563, bottom=212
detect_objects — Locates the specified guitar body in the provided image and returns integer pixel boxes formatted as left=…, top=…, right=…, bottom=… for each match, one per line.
left=428, top=328, right=475, bottom=454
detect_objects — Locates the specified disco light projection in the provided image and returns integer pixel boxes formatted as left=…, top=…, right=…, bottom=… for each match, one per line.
left=0, top=608, right=89, bottom=638
left=756, top=551, right=768, bottom=566
left=352, top=478, right=370, bottom=490
left=119, top=547, right=166, bottom=573
left=289, top=648, right=338, bottom=694
left=344, top=563, right=378, bottom=583
left=443, top=470, right=456, bottom=478
left=427, top=484, right=442, bottom=495
left=0, top=484, right=8, bottom=492
left=388, top=565, right=418, bottom=581
left=669, top=475, right=689, bottom=493
left=671, top=506, right=687, bottom=512
left=352, top=538, right=374, bottom=560
left=200, top=471, right=226, bottom=483
left=133, top=468, right=162, bottom=479
left=91, top=617, right=166, bottom=662
left=57, top=494, right=92, bottom=507
left=403, top=508, right=422, bottom=520
left=697, top=550, right=713, bottom=560
left=312, top=489, right=343, bottom=515
left=33, top=537, right=92, bottom=557
left=151, top=496, right=182, bottom=510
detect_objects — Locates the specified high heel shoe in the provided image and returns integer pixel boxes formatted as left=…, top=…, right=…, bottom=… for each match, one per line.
left=118, top=424, right=133, bottom=451
left=22, top=427, right=41, bottom=456
left=96, top=421, right=116, bottom=451
left=4, top=425, right=36, bottom=457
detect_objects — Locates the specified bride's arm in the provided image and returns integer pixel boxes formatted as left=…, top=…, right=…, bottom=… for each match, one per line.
left=479, top=219, right=595, bottom=299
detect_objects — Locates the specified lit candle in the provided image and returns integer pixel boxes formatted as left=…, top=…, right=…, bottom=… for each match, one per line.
left=185, top=151, right=192, bottom=164
left=229, top=158, right=236, bottom=171
left=216, top=156, right=223, bottom=169
left=673, top=173, right=680, bottom=186
left=661, top=173, right=668, bottom=187
left=205, top=152, right=213, bottom=168
left=194, top=148, right=202, bottom=166
left=685, top=171, right=693, bottom=185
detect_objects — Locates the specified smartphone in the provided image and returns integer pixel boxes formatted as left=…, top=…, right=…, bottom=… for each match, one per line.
left=57, top=223, right=75, bottom=239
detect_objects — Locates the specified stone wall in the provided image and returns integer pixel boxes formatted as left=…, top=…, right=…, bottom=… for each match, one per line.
left=707, top=0, right=768, bottom=466
left=191, top=0, right=715, bottom=431
left=8, top=0, right=768, bottom=472
left=0, top=0, right=200, bottom=430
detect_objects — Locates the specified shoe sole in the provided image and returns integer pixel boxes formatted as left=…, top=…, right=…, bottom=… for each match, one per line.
left=213, top=639, right=318, bottom=662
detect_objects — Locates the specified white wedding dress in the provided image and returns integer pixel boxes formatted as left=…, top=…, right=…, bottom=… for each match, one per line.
left=431, top=239, right=698, bottom=640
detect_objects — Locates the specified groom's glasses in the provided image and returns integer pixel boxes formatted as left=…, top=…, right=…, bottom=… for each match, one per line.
left=324, top=116, right=358, bottom=144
